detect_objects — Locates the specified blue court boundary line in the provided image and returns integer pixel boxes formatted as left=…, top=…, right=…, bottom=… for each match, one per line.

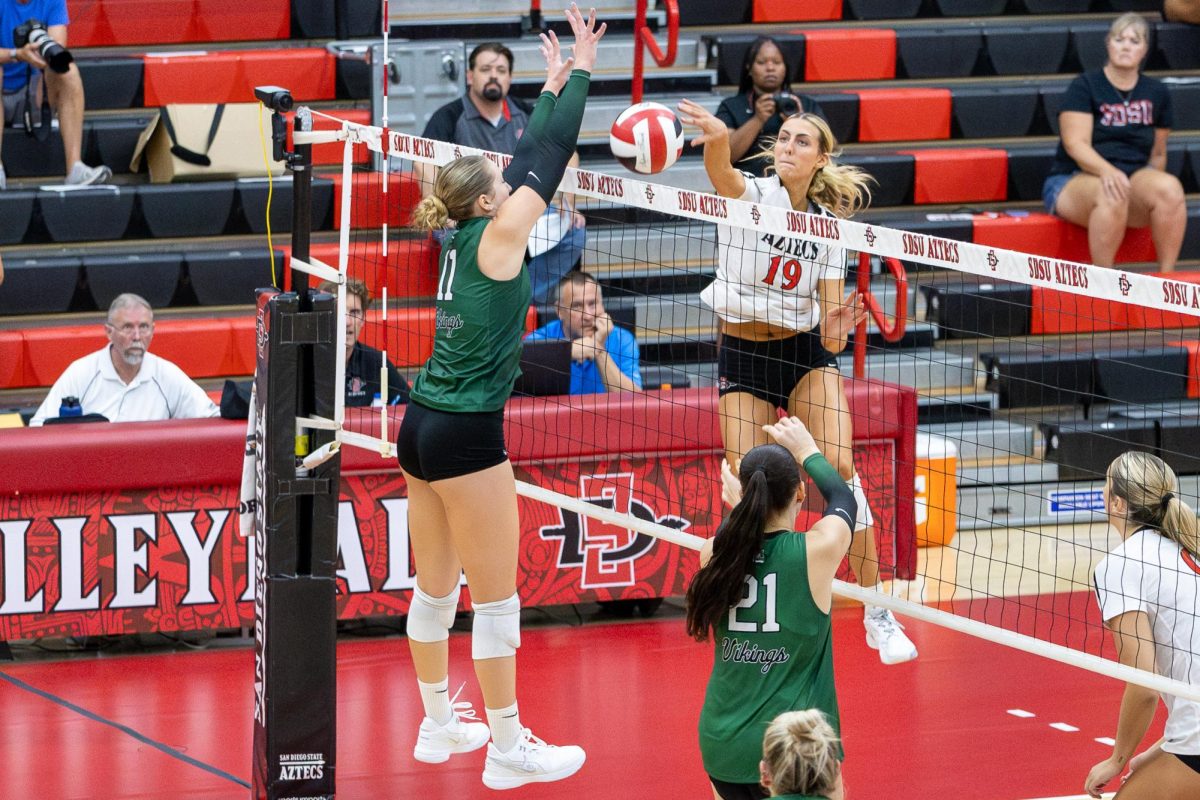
left=0, top=669, right=251, bottom=789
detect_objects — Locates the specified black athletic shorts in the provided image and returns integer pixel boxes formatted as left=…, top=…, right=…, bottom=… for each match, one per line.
left=717, top=329, right=840, bottom=410
left=709, top=776, right=768, bottom=800
left=1176, top=752, right=1200, bottom=775
left=395, top=400, right=508, bottom=482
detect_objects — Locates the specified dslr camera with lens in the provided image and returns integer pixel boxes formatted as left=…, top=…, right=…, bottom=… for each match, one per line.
left=770, top=91, right=801, bottom=118
left=12, top=19, right=73, bottom=73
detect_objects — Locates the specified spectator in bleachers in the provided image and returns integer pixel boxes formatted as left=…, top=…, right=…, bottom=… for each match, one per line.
left=525, top=271, right=642, bottom=394
left=418, top=41, right=586, bottom=306
left=1164, top=0, right=1200, bottom=24
left=317, top=278, right=409, bottom=407
left=716, top=36, right=824, bottom=178
left=30, top=293, right=218, bottom=426
left=0, top=0, right=111, bottom=189
left=1043, top=13, right=1186, bottom=273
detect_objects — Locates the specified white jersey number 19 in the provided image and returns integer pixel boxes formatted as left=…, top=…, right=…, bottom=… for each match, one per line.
left=728, top=573, right=780, bottom=633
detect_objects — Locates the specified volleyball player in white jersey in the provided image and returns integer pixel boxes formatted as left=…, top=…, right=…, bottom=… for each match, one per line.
left=677, top=99, right=916, bottom=665
left=1086, top=451, right=1200, bottom=799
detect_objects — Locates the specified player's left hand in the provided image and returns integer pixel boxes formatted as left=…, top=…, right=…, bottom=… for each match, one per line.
left=720, top=458, right=742, bottom=507
left=1084, top=756, right=1123, bottom=798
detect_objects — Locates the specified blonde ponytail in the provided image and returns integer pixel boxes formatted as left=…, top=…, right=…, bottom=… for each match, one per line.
left=754, top=112, right=873, bottom=219
left=408, top=155, right=495, bottom=231
left=761, top=709, right=841, bottom=797
left=1108, top=451, right=1200, bottom=559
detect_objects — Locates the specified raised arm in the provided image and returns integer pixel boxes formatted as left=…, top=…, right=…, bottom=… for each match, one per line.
left=677, top=98, right=746, bottom=199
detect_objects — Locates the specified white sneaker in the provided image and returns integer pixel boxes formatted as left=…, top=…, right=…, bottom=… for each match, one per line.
left=65, top=161, right=112, bottom=186
left=482, top=728, right=586, bottom=790
left=864, top=607, right=918, bottom=665
left=412, top=690, right=490, bottom=764
left=0, top=163, right=6, bottom=190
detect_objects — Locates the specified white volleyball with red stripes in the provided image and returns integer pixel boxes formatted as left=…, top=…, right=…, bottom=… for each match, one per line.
left=609, top=102, right=684, bottom=175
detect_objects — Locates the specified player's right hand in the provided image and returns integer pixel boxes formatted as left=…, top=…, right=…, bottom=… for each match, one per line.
left=677, top=99, right=728, bottom=148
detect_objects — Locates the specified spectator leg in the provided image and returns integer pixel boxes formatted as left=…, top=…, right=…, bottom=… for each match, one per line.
left=44, top=64, right=85, bottom=168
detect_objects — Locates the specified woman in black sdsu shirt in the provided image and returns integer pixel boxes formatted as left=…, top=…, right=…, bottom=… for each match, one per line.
left=1043, top=13, right=1186, bottom=273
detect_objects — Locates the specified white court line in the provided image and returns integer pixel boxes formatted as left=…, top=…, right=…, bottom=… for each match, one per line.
left=1095, top=737, right=1116, bottom=746
left=1024, top=795, right=1114, bottom=800
left=1007, top=709, right=1036, bottom=718
left=1050, top=722, right=1080, bottom=732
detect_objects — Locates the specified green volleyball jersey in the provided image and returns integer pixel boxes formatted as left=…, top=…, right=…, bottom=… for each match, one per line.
left=698, top=531, right=840, bottom=784
left=410, top=216, right=531, bottom=413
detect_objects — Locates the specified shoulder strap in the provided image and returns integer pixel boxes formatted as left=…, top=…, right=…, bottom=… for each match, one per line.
left=159, top=104, right=226, bottom=167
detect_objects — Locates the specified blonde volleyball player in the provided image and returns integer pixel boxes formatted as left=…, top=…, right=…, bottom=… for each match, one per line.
left=1085, top=452, right=1200, bottom=799
left=401, top=5, right=605, bottom=790
left=688, top=416, right=854, bottom=800
left=760, top=710, right=844, bottom=800
left=677, top=99, right=917, bottom=665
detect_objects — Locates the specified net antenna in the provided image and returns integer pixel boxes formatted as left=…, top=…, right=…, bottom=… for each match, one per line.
left=336, top=121, right=1200, bottom=705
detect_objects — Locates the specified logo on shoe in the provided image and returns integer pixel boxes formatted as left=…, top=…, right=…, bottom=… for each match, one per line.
left=538, top=472, right=689, bottom=589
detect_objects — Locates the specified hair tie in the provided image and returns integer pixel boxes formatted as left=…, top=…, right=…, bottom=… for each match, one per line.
left=1161, top=492, right=1174, bottom=510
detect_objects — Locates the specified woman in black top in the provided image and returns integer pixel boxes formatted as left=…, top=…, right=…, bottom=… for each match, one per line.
left=1042, top=13, right=1186, bottom=272
left=715, top=36, right=824, bottom=177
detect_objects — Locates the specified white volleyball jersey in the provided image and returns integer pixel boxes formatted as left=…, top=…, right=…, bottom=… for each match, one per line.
left=1094, top=528, right=1200, bottom=755
left=701, top=174, right=849, bottom=332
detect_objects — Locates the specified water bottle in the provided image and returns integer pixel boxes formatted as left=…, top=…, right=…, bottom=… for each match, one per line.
left=59, top=396, right=82, bottom=418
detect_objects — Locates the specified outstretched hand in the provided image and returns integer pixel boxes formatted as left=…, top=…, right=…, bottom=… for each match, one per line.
left=563, top=4, right=607, bottom=73
left=720, top=459, right=743, bottom=508
left=677, top=98, right=728, bottom=148
left=823, top=291, right=868, bottom=344
left=763, top=416, right=820, bottom=464
left=539, top=29, right=573, bottom=95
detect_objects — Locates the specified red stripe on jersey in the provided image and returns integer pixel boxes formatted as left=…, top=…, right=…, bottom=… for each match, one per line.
left=1182, top=548, right=1200, bottom=576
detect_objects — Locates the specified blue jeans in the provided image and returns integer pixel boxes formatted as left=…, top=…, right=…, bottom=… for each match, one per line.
left=528, top=223, right=586, bottom=306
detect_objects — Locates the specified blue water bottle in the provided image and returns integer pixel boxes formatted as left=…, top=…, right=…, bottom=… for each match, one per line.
left=59, top=396, right=82, bottom=418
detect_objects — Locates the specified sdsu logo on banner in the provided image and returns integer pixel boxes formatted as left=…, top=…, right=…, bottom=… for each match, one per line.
left=539, top=473, right=689, bottom=589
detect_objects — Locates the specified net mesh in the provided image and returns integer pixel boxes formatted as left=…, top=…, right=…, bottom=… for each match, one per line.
left=304, top=113, right=1200, bottom=702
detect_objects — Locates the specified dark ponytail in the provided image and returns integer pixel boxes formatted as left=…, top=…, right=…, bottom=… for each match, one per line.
left=686, top=444, right=800, bottom=641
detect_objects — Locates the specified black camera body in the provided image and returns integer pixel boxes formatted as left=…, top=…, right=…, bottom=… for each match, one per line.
left=12, top=19, right=73, bottom=74
left=254, top=85, right=294, bottom=113
left=771, top=91, right=801, bottom=118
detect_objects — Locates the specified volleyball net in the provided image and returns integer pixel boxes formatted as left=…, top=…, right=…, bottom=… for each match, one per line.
left=297, top=113, right=1200, bottom=703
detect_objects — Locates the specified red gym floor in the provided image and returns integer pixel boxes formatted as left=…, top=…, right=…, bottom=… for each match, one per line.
left=0, top=600, right=1163, bottom=800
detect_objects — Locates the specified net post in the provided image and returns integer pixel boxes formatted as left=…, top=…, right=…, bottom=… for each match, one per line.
left=251, top=90, right=339, bottom=800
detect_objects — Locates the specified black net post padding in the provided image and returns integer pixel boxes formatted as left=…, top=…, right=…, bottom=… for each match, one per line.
left=250, top=288, right=340, bottom=796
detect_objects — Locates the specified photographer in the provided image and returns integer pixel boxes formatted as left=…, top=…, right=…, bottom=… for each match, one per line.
left=716, top=36, right=824, bottom=178
left=1, top=0, right=110, bottom=189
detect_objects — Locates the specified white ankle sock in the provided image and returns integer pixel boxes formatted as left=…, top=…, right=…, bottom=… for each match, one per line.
left=486, top=701, right=522, bottom=753
left=418, top=677, right=453, bottom=726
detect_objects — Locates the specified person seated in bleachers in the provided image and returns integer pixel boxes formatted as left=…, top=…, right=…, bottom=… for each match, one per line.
left=525, top=270, right=641, bottom=394
left=1042, top=13, right=1186, bottom=273
left=0, top=0, right=111, bottom=189
left=716, top=36, right=825, bottom=178
left=30, top=293, right=218, bottom=426
left=317, top=278, right=409, bottom=406
left=417, top=41, right=586, bottom=306
left=1164, top=0, right=1200, bottom=24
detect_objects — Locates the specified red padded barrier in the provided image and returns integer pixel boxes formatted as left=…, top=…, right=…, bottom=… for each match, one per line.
left=1172, top=340, right=1200, bottom=398
left=194, top=0, right=290, bottom=42
left=106, top=0, right=198, bottom=45
left=1131, top=272, right=1200, bottom=330
left=69, top=0, right=115, bottom=47
left=1030, top=287, right=1130, bottom=335
left=142, top=49, right=335, bottom=106
left=856, top=88, right=949, bottom=142
left=753, top=0, right=842, bottom=21
left=22, top=327, right=104, bottom=387
left=902, top=148, right=1008, bottom=204
left=0, top=331, right=26, bottom=389
left=327, top=171, right=423, bottom=230
left=149, top=319, right=235, bottom=378
left=227, top=316, right=257, bottom=375
left=301, top=238, right=438, bottom=300
left=972, top=213, right=1157, bottom=264
left=803, top=30, right=896, bottom=82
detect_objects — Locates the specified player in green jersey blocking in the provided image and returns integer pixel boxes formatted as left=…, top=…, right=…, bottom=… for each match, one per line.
left=401, top=5, right=605, bottom=791
left=687, top=416, right=855, bottom=800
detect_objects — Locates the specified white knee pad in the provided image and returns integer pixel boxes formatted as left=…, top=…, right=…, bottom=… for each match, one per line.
left=472, top=593, right=521, bottom=660
left=850, top=474, right=874, bottom=531
left=407, top=584, right=460, bottom=643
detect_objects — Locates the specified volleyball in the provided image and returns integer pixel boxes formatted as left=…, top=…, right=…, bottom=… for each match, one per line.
left=609, top=102, right=685, bottom=175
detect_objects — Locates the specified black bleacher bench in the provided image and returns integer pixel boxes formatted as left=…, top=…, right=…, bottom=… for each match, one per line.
left=922, top=280, right=1032, bottom=340
left=138, top=182, right=236, bottom=238
left=1041, top=417, right=1157, bottom=482
left=0, top=254, right=81, bottom=315
left=981, top=347, right=1094, bottom=409
left=84, top=252, right=183, bottom=309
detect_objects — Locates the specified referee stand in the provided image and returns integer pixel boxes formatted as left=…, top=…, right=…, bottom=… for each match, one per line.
left=250, top=86, right=340, bottom=800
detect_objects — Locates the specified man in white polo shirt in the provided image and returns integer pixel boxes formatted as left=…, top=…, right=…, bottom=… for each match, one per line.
left=30, top=293, right=218, bottom=426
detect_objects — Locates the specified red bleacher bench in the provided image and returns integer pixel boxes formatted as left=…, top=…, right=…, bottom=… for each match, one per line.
left=855, top=88, right=950, bottom=142
left=303, top=238, right=439, bottom=300
left=143, top=48, right=335, bottom=106
left=901, top=147, right=1008, bottom=204
left=287, top=110, right=373, bottom=167
left=753, top=0, right=842, bottom=22
left=0, top=331, right=25, bottom=389
left=972, top=213, right=1157, bottom=264
left=70, top=0, right=289, bottom=47
left=1129, top=272, right=1200, bottom=331
left=326, top=171, right=423, bottom=231
left=803, top=29, right=896, bottom=82
left=1172, top=340, right=1200, bottom=399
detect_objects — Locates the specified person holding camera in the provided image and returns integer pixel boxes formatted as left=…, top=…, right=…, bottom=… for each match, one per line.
left=1, top=0, right=110, bottom=189
left=716, top=36, right=824, bottom=178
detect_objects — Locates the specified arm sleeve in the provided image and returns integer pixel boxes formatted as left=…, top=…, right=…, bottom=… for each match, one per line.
left=1094, top=543, right=1150, bottom=622
left=802, top=452, right=857, bottom=530
left=612, top=328, right=642, bottom=389
left=503, top=69, right=591, bottom=204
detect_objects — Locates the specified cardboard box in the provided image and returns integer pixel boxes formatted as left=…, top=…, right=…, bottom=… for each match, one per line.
left=130, top=103, right=285, bottom=183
